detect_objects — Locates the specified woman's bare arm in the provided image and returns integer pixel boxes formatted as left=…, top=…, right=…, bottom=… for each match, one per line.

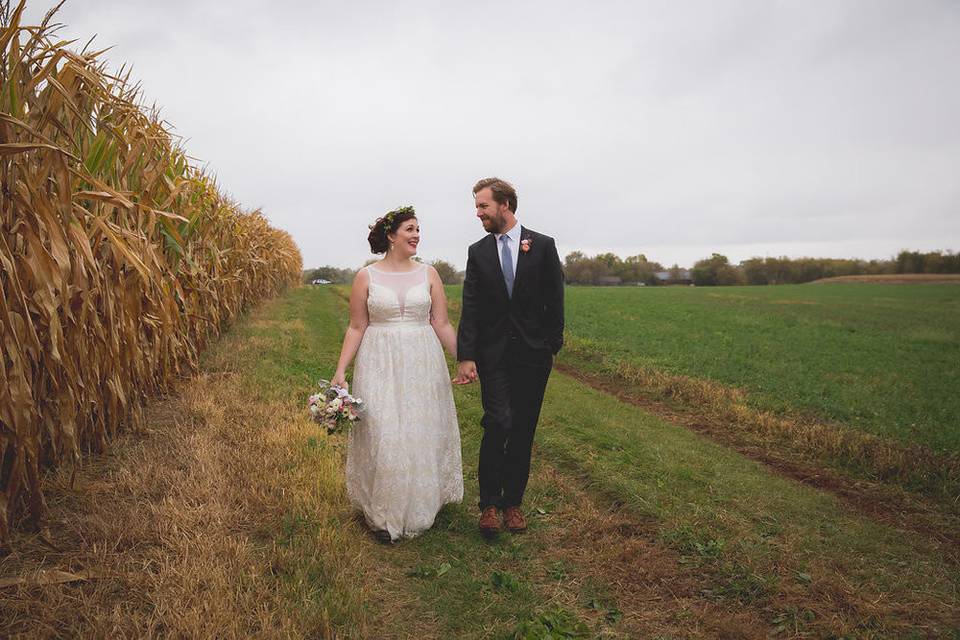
left=331, top=269, right=370, bottom=389
left=428, top=266, right=458, bottom=359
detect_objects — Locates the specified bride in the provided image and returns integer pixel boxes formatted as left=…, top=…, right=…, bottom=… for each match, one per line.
left=331, top=206, right=463, bottom=542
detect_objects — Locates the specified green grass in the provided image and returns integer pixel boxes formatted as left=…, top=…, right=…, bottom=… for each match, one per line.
left=230, top=287, right=604, bottom=637
left=470, top=283, right=959, bottom=454
left=188, top=285, right=959, bottom=638
left=534, top=376, right=959, bottom=617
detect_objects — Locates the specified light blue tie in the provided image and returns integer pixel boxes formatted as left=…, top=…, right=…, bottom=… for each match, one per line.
left=500, top=235, right=514, bottom=298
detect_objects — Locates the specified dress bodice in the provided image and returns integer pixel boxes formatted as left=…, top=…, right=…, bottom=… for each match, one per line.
left=366, top=263, right=431, bottom=325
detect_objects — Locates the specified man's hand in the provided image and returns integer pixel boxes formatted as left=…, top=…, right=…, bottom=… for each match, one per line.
left=453, top=360, right=478, bottom=385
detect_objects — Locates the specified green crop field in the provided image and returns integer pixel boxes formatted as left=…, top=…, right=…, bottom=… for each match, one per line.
left=439, top=282, right=960, bottom=499
left=448, top=283, right=960, bottom=455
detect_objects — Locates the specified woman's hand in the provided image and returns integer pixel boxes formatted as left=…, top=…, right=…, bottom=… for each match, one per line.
left=331, top=371, right=348, bottom=390
left=453, top=360, right=478, bottom=385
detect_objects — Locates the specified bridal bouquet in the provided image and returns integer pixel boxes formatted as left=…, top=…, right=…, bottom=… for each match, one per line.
left=308, top=379, right=364, bottom=434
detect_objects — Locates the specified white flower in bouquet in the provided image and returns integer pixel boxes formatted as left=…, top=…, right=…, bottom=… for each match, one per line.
left=308, top=378, right=365, bottom=434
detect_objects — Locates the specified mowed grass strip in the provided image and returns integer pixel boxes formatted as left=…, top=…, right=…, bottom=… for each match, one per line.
left=554, top=349, right=960, bottom=548
left=533, top=377, right=960, bottom=637
left=242, top=286, right=701, bottom=638
left=322, top=285, right=785, bottom=638
left=363, top=372, right=764, bottom=639
left=320, top=286, right=663, bottom=637
left=327, top=285, right=959, bottom=638
left=270, top=285, right=959, bottom=638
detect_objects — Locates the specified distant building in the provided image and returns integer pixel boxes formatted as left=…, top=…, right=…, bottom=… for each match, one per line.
left=311, top=278, right=331, bottom=285
left=655, top=270, right=693, bottom=285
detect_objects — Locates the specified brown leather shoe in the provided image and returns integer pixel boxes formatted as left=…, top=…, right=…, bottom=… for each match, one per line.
left=479, top=506, right=501, bottom=537
left=503, top=506, right=527, bottom=533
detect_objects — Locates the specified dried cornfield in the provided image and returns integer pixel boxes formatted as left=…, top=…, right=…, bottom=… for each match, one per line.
left=0, top=1, right=302, bottom=548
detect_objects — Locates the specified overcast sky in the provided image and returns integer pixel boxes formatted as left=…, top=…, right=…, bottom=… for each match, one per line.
left=22, top=0, right=960, bottom=269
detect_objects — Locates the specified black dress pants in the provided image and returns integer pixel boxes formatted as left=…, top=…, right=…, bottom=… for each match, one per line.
left=477, top=340, right=553, bottom=511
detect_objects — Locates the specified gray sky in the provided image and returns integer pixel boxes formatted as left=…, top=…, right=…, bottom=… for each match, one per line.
left=23, top=0, right=960, bottom=270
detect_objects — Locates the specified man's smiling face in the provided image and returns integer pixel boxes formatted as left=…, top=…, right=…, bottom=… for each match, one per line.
left=474, top=187, right=510, bottom=234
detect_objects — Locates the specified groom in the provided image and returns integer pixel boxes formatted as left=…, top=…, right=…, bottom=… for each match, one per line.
left=454, top=177, right=564, bottom=538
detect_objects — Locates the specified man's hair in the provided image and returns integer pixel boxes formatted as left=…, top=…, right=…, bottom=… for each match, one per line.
left=473, top=177, right=518, bottom=214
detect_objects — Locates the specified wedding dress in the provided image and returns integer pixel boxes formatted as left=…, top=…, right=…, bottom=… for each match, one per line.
left=346, top=263, right=464, bottom=540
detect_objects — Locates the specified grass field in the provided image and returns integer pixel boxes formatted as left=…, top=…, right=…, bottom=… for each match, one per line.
left=240, top=287, right=960, bottom=637
left=441, top=283, right=960, bottom=499
left=257, top=287, right=960, bottom=637
left=4, top=285, right=959, bottom=638
left=484, top=283, right=959, bottom=454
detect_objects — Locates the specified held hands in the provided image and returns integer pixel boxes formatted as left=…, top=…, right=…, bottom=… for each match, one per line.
left=452, top=360, right=478, bottom=385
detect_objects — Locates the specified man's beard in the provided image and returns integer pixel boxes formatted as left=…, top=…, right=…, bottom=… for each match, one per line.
left=483, top=213, right=505, bottom=234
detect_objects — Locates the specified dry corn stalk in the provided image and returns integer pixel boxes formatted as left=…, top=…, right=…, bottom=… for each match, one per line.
left=0, top=0, right=302, bottom=549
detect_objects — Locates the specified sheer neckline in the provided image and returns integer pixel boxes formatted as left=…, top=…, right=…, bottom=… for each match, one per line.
left=367, top=263, right=426, bottom=275
left=365, top=263, right=429, bottom=320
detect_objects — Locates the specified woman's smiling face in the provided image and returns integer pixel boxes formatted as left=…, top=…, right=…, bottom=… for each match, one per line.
left=389, top=218, right=420, bottom=257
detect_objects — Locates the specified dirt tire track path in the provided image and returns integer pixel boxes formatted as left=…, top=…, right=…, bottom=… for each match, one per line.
left=554, top=360, right=960, bottom=556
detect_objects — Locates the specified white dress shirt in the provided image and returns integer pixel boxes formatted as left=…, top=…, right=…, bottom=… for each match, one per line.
left=495, top=221, right=521, bottom=277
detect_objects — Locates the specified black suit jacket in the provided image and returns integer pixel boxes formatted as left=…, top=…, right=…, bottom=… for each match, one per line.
left=457, top=226, right=564, bottom=368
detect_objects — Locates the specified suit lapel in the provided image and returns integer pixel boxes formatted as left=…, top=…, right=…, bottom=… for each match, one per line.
left=511, top=226, right=533, bottom=299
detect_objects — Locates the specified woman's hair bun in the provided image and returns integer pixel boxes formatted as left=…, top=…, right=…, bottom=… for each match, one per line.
left=367, top=206, right=417, bottom=254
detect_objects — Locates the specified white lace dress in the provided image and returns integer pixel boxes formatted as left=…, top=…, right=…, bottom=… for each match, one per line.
left=346, top=263, right=464, bottom=540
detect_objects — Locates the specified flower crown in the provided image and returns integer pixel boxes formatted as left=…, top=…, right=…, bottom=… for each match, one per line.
left=376, top=206, right=416, bottom=236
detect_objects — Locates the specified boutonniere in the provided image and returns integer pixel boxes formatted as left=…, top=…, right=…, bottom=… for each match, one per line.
left=520, top=238, right=532, bottom=253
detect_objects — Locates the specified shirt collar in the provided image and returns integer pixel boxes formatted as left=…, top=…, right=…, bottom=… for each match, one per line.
left=495, top=221, right=521, bottom=244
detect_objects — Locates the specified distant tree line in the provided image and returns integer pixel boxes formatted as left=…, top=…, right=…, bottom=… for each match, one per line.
left=306, top=250, right=958, bottom=288
left=429, top=259, right=464, bottom=284
left=302, top=265, right=354, bottom=284
left=695, top=249, right=960, bottom=286
left=691, top=253, right=745, bottom=286
left=562, top=249, right=960, bottom=286
left=302, top=259, right=463, bottom=285
left=892, top=250, right=960, bottom=275
left=564, top=251, right=666, bottom=285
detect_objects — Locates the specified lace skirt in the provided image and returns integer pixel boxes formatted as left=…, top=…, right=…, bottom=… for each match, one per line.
left=346, top=323, right=464, bottom=540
